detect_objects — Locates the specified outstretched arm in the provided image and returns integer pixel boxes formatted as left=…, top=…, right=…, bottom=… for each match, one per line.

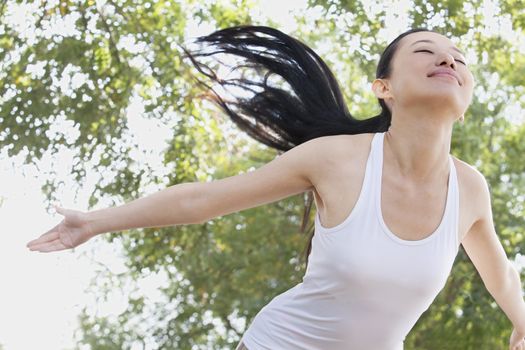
left=27, top=135, right=338, bottom=252
left=461, top=169, right=525, bottom=349
left=87, top=136, right=318, bottom=234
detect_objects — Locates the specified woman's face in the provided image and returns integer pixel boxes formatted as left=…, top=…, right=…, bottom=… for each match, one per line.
left=378, top=31, right=475, bottom=120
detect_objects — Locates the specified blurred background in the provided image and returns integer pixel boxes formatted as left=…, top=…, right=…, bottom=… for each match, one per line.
left=1, top=0, right=525, bottom=349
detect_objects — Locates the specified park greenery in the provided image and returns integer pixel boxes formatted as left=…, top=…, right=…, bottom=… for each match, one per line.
left=1, top=0, right=525, bottom=349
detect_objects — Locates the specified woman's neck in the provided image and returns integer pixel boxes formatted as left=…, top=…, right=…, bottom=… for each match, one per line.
left=384, top=113, right=453, bottom=182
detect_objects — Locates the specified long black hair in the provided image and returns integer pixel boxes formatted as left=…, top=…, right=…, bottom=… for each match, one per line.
left=181, top=25, right=435, bottom=267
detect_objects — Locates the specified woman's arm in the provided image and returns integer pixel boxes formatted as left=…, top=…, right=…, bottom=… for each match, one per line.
left=87, top=181, right=204, bottom=235
left=461, top=168, right=525, bottom=332
left=28, top=135, right=339, bottom=252
left=88, top=136, right=330, bottom=235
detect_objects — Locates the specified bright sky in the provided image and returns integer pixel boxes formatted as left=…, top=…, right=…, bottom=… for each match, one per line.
left=1, top=1, right=524, bottom=349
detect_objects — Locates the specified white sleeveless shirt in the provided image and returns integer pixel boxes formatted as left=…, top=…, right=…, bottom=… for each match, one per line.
left=242, top=131, right=461, bottom=350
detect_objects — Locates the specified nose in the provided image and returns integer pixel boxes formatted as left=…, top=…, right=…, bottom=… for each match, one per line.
left=436, top=51, right=456, bottom=69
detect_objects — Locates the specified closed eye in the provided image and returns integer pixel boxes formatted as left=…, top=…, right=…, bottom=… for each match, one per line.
left=414, top=49, right=466, bottom=65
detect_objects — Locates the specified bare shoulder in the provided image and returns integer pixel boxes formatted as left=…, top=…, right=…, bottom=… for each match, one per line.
left=192, top=132, right=375, bottom=224
left=276, top=132, right=373, bottom=184
left=308, top=133, right=374, bottom=155
left=306, top=133, right=374, bottom=171
left=306, top=132, right=373, bottom=147
left=305, top=133, right=375, bottom=210
left=451, top=156, right=488, bottom=195
left=451, top=155, right=490, bottom=227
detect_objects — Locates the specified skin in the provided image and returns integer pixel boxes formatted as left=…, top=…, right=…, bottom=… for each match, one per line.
left=372, top=31, right=474, bottom=183
left=371, top=31, right=524, bottom=350
left=26, top=30, right=525, bottom=350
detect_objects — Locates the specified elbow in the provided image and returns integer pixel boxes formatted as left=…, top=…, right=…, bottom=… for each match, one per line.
left=168, top=182, right=206, bottom=225
left=490, top=260, right=519, bottom=295
left=187, top=181, right=229, bottom=225
left=183, top=182, right=209, bottom=225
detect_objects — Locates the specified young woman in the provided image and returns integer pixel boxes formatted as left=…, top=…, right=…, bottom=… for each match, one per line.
left=26, top=26, right=525, bottom=350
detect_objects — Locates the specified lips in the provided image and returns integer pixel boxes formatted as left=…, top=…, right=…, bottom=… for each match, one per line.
left=428, top=68, right=461, bottom=85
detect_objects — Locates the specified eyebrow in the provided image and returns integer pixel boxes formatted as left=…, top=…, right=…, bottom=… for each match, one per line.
left=409, top=39, right=465, bottom=56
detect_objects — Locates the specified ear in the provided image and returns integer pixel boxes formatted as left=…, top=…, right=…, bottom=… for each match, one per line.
left=372, top=78, right=393, bottom=100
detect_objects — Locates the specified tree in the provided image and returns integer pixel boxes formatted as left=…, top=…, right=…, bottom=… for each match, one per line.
left=2, top=0, right=524, bottom=348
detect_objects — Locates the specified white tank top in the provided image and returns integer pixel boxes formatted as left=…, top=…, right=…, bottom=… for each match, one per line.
left=241, top=132, right=461, bottom=350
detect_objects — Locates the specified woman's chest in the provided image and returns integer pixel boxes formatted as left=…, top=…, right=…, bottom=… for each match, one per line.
left=313, top=151, right=477, bottom=245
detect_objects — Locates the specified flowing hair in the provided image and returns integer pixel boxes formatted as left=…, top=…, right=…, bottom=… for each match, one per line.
left=181, top=25, right=434, bottom=267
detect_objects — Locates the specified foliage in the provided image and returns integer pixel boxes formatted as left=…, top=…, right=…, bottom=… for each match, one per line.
left=2, top=0, right=525, bottom=349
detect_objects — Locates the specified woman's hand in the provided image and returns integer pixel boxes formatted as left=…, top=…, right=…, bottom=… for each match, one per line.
left=510, top=327, right=525, bottom=350
left=26, top=205, right=96, bottom=252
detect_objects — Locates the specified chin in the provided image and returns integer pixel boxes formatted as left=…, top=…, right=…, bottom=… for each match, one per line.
left=403, top=90, right=463, bottom=112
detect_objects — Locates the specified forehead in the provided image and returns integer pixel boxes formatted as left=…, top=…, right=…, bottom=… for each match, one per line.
left=399, top=31, right=463, bottom=54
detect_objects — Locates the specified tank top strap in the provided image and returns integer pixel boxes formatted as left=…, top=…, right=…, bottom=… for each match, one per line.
left=447, top=153, right=461, bottom=249
left=356, top=132, right=383, bottom=213
left=370, top=132, right=384, bottom=190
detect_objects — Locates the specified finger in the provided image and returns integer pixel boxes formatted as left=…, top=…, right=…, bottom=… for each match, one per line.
left=26, top=223, right=61, bottom=246
left=27, top=230, right=59, bottom=247
left=27, top=231, right=59, bottom=248
left=54, top=205, right=66, bottom=216
left=40, top=240, right=69, bottom=253
left=29, top=239, right=69, bottom=253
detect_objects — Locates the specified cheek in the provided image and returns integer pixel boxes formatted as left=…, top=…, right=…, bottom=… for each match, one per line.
left=394, top=65, right=428, bottom=88
left=461, top=71, right=475, bottom=95
left=391, top=74, right=425, bottom=96
left=465, top=85, right=474, bottom=105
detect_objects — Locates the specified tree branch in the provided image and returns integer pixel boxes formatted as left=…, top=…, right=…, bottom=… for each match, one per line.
left=94, top=3, right=122, bottom=67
